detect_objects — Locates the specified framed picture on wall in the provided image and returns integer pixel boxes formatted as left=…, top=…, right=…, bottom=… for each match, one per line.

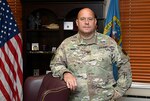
left=31, top=43, right=39, bottom=51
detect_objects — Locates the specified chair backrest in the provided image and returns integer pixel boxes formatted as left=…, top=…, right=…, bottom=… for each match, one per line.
left=39, top=86, right=69, bottom=101
left=24, top=75, right=45, bottom=101
left=23, top=73, right=70, bottom=101
left=37, top=73, right=70, bottom=101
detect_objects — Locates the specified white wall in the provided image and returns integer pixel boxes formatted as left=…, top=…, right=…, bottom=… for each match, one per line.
left=118, top=82, right=150, bottom=100
left=104, top=0, right=110, bottom=18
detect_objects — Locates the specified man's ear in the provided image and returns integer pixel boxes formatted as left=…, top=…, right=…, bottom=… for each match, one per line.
left=76, top=19, right=79, bottom=27
left=95, top=18, right=97, bottom=25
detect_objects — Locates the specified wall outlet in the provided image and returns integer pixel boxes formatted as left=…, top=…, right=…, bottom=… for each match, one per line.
left=33, top=69, right=39, bottom=76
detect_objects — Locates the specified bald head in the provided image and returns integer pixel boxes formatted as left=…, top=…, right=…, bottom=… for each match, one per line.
left=77, top=8, right=96, bottom=19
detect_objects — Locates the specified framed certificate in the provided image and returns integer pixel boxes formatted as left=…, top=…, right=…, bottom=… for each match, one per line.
left=63, top=21, right=73, bottom=30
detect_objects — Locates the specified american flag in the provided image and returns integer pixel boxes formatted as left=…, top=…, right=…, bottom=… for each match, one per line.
left=0, top=0, right=23, bottom=101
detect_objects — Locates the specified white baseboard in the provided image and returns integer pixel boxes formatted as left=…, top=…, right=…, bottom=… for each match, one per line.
left=118, top=97, right=150, bottom=101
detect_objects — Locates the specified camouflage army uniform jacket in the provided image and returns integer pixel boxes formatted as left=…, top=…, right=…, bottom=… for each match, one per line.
left=50, top=32, right=132, bottom=101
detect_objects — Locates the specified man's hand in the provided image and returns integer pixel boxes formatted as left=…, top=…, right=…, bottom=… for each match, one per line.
left=63, top=72, right=77, bottom=91
left=111, top=89, right=122, bottom=100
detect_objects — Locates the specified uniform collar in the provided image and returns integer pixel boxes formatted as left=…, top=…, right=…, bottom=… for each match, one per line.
left=77, top=31, right=97, bottom=45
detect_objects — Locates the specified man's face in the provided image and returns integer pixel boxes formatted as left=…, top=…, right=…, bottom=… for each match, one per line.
left=76, top=8, right=97, bottom=35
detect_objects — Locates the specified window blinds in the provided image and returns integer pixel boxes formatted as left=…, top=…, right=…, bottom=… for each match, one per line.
left=120, top=0, right=150, bottom=82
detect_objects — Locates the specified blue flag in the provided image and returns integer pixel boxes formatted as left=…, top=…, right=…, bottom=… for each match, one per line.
left=104, top=0, right=122, bottom=46
left=103, top=0, right=122, bottom=81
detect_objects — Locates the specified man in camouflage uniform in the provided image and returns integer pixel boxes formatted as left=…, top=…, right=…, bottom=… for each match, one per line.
left=50, top=8, right=132, bottom=101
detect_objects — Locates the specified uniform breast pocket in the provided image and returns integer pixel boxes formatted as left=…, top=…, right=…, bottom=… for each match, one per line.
left=93, top=51, right=111, bottom=66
